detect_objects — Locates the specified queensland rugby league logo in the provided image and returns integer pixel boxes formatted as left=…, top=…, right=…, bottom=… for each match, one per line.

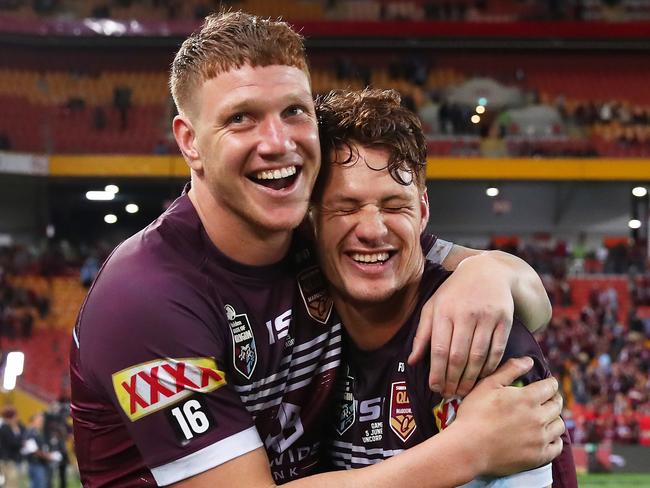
left=297, top=266, right=333, bottom=324
left=334, top=373, right=356, bottom=435
left=225, top=304, right=257, bottom=379
left=389, top=381, right=417, bottom=442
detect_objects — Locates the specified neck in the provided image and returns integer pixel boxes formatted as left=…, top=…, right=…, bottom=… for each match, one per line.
left=188, top=183, right=292, bottom=266
left=334, top=279, right=421, bottom=351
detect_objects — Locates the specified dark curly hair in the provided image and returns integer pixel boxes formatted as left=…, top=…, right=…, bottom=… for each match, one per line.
left=313, top=88, right=427, bottom=203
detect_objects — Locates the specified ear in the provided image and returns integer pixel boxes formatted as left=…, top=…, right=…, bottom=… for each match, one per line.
left=172, top=115, right=203, bottom=173
left=419, top=190, right=430, bottom=233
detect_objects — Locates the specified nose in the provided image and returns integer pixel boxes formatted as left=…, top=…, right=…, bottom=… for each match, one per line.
left=355, top=206, right=388, bottom=245
left=257, top=115, right=296, bottom=157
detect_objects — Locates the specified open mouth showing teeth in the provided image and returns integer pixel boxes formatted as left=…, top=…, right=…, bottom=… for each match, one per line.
left=350, top=252, right=392, bottom=264
left=249, top=166, right=300, bottom=191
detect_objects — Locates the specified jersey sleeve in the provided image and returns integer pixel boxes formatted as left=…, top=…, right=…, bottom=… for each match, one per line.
left=76, top=266, right=262, bottom=486
left=498, top=318, right=551, bottom=384
left=420, top=233, right=453, bottom=265
left=501, top=319, right=578, bottom=488
left=423, top=319, right=575, bottom=487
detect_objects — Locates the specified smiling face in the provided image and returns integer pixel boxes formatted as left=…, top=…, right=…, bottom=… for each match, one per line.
left=177, top=64, right=320, bottom=237
left=313, top=144, right=429, bottom=306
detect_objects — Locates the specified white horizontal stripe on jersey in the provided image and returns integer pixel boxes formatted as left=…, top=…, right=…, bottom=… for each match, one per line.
left=293, top=323, right=342, bottom=353
left=234, top=323, right=342, bottom=394
left=331, top=441, right=404, bottom=458
left=330, top=449, right=404, bottom=461
left=238, top=348, right=341, bottom=404
left=150, top=426, right=262, bottom=486
left=331, top=453, right=401, bottom=466
left=245, top=357, right=341, bottom=414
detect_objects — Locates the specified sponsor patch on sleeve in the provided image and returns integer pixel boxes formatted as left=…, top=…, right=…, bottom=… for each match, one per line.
left=112, top=357, right=227, bottom=422
left=433, top=397, right=461, bottom=432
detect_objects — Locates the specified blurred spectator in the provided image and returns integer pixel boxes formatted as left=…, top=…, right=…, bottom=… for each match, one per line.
left=80, top=254, right=100, bottom=288
left=0, top=406, right=24, bottom=487
left=93, top=107, right=107, bottom=131
left=0, top=132, right=10, bottom=151
left=22, top=412, right=58, bottom=488
left=113, top=86, right=132, bottom=131
left=44, top=400, right=71, bottom=488
left=0, top=266, right=49, bottom=339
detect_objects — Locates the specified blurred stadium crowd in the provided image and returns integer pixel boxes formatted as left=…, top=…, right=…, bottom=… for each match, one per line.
left=2, top=2, right=650, bottom=157
left=1, top=235, right=649, bottom=445
left=2, top=52, right=650, bottom=157
left=4, top=0, right=650, bottom=22
left=0, top=402, right=70, bottom=488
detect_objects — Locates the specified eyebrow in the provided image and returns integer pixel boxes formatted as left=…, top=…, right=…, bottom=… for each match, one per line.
left=324, top=195, right=360, bottom=207
left=220, top=91, right=313, bottom=115
left=324, top=193, right=411, bottom=206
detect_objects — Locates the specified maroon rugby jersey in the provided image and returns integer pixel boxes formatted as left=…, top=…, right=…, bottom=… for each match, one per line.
left=70, top=190, right=342, bottom=486
left=327, top=263, right=577, bottom=487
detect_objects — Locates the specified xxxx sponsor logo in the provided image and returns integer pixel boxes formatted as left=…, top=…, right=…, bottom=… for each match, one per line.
left=389, top=381, right=417, bottom=442
left=112, top=357, right=226, bottom=421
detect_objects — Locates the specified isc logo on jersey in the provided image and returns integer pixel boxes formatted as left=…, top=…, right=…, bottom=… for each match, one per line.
left=389, top=381, right=417, bottom=442
left=112, top=357, right=226, bottom=421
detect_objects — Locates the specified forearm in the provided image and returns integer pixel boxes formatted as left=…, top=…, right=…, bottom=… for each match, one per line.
left=286, top=423, right=480, bottom=488
left=442, top=245, right=551, bottom=332
left=479, top=250, right=551, bottom=332
left=176, top=428, right=482, bottom=488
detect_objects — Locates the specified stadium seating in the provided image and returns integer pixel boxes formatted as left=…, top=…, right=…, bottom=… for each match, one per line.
left=1, top=58, right=649, bottom=156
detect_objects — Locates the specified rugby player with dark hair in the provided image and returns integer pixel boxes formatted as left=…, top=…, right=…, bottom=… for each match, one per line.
left=312, top=88, right=577, bottom=487
left=71, top=11, right=562, bottom=487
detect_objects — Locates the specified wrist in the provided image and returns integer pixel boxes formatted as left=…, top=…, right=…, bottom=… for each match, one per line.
left=458, top=251, right=517, bottom=290
left=443, top=421, right=487, bottom=479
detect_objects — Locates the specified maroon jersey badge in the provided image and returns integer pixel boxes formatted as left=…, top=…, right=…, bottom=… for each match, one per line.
left=297, top=266, right=333, bottom=324
left=389, top=381, right=417, bottom=442
left=225, top=304, right=257, bottom=379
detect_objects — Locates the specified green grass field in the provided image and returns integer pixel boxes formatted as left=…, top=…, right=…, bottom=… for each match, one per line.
left=578, top=473, right=650, bottom=487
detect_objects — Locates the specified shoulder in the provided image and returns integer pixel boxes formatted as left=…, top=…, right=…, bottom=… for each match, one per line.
left=503, top=319, right=551, bottom=382
left=81, top=226, right=210, bottom=330
left=416, top=262, right=451, bottom=304
left=74, top=216, right=227, bottom=387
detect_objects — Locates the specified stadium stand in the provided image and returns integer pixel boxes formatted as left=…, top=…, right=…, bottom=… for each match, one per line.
left=1, top=60, right=650, bottom=156
left=3, top=0, right=650, bottom=22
